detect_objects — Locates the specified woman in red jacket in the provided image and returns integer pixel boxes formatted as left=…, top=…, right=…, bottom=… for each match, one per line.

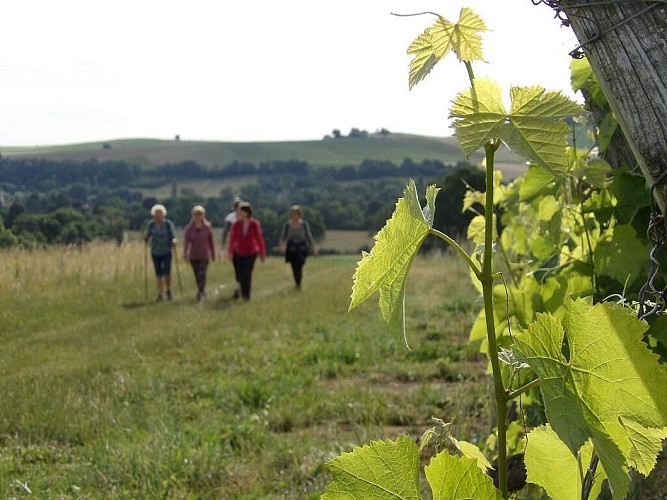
left=227, top=202, right=266, bottom=300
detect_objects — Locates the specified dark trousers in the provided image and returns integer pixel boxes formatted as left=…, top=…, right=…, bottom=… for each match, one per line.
left=233, top=253, right=258, bottom=299
left=189, top=259, right=209, bottom=293
left=286, top=242, right=308, bottom=287
left=151, top=253, right=172, bottom=277
left=289, top=260, right=304, bottom=287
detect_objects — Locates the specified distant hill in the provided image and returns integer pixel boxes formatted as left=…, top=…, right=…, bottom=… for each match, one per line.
left=2, top=133, right=527, bottom=179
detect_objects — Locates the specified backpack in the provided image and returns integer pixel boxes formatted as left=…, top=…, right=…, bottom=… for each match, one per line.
left=147, top=219, right=175, bottom=243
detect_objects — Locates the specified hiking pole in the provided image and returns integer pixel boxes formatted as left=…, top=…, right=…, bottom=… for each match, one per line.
left=143, top=243, right=148, bottom=303
left=173, top=247, right=183, bottom=295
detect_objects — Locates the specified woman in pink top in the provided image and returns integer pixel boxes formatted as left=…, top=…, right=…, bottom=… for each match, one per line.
left=227, top=202, right=266, bottom=300
left=183, top=205, right=216, bottom=301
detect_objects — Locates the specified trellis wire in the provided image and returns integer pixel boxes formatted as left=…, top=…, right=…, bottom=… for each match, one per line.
left=637, top=169, right=667, bottom=320
left=531, top=0, right=665, bottom=57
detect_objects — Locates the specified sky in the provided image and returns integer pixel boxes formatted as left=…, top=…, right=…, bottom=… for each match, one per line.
left=0, top=0, right=581, bottom=146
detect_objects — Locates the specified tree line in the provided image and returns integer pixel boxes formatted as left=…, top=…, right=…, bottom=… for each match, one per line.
left=0, top=156, right=484, bottom=250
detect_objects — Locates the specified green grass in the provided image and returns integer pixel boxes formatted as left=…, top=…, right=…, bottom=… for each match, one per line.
left=124, top=229, right=375, bottom=255
left=1, top=133, right=526, bottom=175
left=318, top=229, right=375, bottom=253
left=0, top=242, right=489, bottom=498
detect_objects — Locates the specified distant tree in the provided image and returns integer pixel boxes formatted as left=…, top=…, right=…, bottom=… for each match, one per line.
left=0, top=216, right=18, bottom=248
left=97, top=206, right=128, bottom=244
left=24, top=192, right=43, bottom=213
left=125, top=201, right=149, bottom=230
left=175, top=135, right=180, bottom=141
left=348, top=128, right=369, bottom=138
left=102, top=143, right=112, bottom=150
left=379, top=128, right=390, bottom=137
left=304, top=207, right=326, bottom=242
left=431, top=165, right=486, bottom=239
left=5, top=202, right=24, bottom=228
left=67, top=183, right=89, bottom=204
left=142, top=197, right=158, bottom=210
left=331, top=129, right=342, bottom=139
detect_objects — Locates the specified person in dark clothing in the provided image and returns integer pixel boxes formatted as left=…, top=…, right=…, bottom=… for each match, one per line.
left=279, top=205, right=317, bottom=289
left=144, top=204, right=177, bottom=302
left=183, top=205, right=216, bottom=301
left=221, top=198, right=243, bottom=298
left=227, top=202, right=266, bottom=300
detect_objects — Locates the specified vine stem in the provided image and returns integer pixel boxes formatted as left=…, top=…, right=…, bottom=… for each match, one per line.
left=481, top=139, right=509, bottom=498
left=507, top=378, right=540, bottom=400
left=430, top=228, right=481, bottom=279
left=464, top=60, right=476, bottom=88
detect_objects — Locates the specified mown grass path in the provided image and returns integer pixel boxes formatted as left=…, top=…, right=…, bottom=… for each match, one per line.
left=0, top=243, right=486, bottom=498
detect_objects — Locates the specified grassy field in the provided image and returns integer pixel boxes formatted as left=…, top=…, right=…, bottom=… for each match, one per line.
left=317, top=229, right=375, bottom=253
left=1, top=133, right=527, bottom=177
left=0, top=242, right=490, bottom=498
left=124, top=229, right=375, bottom=255
left=1, top=242, right=665, bottom=498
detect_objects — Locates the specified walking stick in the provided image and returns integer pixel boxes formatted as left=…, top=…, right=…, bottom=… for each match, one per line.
left=143, top=243, right=148, bottom=303
left=173, top=247, right=183, bottom=295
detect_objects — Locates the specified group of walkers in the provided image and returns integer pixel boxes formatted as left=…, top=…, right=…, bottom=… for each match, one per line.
left=143, top=201, right=317, bottom=302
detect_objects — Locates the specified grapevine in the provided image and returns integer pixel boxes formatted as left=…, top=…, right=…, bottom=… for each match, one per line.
left=322, top=6, right=667, bottom=500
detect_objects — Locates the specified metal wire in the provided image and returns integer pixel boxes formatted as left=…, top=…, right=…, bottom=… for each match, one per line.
left=637, top=169, right=667, bottom=320
left=567, top=2, right=661, bottom=58
left=531, top=0, right=665, bottom=57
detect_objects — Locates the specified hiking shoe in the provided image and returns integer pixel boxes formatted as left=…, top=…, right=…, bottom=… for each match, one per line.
left=156, top=293, right=163, bottom=302
left=166, top=290, right=173, bottom=301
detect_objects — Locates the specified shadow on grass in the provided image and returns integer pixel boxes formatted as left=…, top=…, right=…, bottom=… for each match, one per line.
left=210, top=295, right=241, bottom=309
left=121, top=297, right=236, bottom=309
left=121, top=301, right=155, bottom=309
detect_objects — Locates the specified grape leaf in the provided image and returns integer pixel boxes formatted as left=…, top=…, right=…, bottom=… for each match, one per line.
left=449, top=79, right=507, bottom=157
left=407, top=8, right=487, bottom=90
left=619, top=417, right=667, bottom=476
left=513, top=299, right=667, bottom=499
left=450, top=436, right=493, bottom=472
left=570, top=57, right=607, bottom=108
left=609, top=171, right=649, bottom=224
left=450, top=81, right=584, bottom=173
left=583, top=187, right=615, bottom=224
left=577, top=157, right=612, bottom=189
left=429, top=8, right=488, bottom=61
left=542, top=272, right=594, bottom=319
left=462, top=189, right=485, bottom=214
left=519, top=164, right=558, bottom=201
left=501, top=86, right=584, bottom=174
left=425, top=451, right=502, bottom=500
left=597, top=111, right=618, bottom=153
left=500, top=219, right=529, bottom=257
left=350, top=180, right=439, bottom=344
left=468, top=283, right=513, bottom=354
left=536, top=195, right=560, bottom=224
left=322, top=434, right=420, bottom=499
left=594, top=224, right=648, bottom=285
left=466, top=214, right=486, bottom=245
left=525, top=425, right=606, bottom=500
left=407, top=31, right=438, bottom=92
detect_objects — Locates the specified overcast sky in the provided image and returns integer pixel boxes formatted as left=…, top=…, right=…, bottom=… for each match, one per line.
left=0, top=0, right=580, bottom=146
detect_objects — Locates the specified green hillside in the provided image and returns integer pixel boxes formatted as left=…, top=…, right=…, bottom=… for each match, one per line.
left=2, top=133, right=526, bottom=177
